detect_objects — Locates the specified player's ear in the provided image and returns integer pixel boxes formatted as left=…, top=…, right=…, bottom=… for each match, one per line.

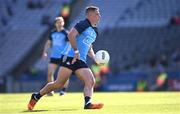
left=87, top=11, right=92, bottom=17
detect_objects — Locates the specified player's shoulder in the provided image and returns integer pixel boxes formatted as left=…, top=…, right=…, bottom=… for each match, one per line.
left=48, top=29, right=56, bottom=40
left=58, top=29, right=68, bottom=38
left=76, top=19, right=91, bottom=28
left=61, top=29, right=68, bottom=34
left=74, top=19, right=92, bottom=34
left=50, top=29, right=57, bottom=34
left=78, top=19, right=98, bottom=36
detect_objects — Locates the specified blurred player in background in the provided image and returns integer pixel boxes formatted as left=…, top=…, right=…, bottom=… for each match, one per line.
left=42, top=16, right=69, bottom=96
left=28, top=6, right=103, bottom=110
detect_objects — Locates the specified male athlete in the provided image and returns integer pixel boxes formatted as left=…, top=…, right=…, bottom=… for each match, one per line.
left=28, top=6, right=103, bottom=110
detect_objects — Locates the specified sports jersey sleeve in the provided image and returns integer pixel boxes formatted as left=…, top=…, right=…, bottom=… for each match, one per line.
left=48, top=31, right=54, bottom=41
left=74, top=19, right=90, bottom=34
left=62, top=30, right=69, bottom=41
left=48, top=34, right=52, bottom=40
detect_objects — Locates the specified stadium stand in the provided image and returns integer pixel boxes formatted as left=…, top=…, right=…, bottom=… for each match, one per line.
left=0, top=0, right=63, bottom=77
left=84, top=0, right=180, bottom=91
left=0, top=0, right=180, bottom=92
left=94, top=27, right=180, bottom=72
left=117, top=0, right=180, bottom=27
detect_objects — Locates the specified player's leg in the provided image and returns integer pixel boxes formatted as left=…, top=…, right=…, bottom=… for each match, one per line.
left=47, top=63, right=58, bottom=96
left=75, top=68, right=104, bottom=109
left=47, top=63, right=58, bottom=82
left=40, top=67, right=72, bottom=95
left=59, top=78, right=69, bottom=96
left=27, top=66, right=72, bottom=110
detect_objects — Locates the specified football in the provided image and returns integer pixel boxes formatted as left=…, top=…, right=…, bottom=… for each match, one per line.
left=95, top=50, right=110, bottom=64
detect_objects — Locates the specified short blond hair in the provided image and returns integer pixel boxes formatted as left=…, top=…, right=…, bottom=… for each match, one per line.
left=55, top=16, right=64, bottom=23
left=85, top=6, right=99, bottom=14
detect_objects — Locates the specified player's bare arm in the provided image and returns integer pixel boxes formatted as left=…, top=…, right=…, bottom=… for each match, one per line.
left=88, top=45, right=95, bottom=60
left=43, top=39, right=51, bottom=59
left=68, top=28, right=80, bottom=64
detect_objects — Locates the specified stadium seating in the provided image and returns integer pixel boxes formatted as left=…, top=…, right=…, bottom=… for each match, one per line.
left=0, top=0, right=180, bottom=92
left=0, top=0, right=64, bottom=77
left=94, top=27, right=180, bottom=72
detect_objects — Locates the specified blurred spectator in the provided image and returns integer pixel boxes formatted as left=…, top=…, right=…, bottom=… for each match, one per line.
left=27, top=0, right=47, bottom=9
left=169, top=79, right=180, bottom=91
left=91, top=63, right=110, bottom=91
left=136, top=79, right=148, bottom=92
left=156, top=72, right=168, bottom=90
left=60, top=3, right=70, bottom=27
left=151, top=72, right=169, bottom=91
left=172, top=80, right=180, bottom=91
left=169, top=12, right=180, bottom=26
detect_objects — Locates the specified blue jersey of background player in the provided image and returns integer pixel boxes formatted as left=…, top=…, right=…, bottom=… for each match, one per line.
left=42, top=17, right=69, bottom=96
left=49, top=29, right=68, bottom=59
left=62, top=18, right=98, bottom=62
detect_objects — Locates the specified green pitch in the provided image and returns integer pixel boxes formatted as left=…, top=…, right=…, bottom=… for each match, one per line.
left=0, top=92, right=180, bottom=114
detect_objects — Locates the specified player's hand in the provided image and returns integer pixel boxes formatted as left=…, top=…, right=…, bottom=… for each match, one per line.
left=93, top=56, right=100, bottom=65
left=94, top=58, right=105, bottom=66
left=95, top=61, right=105, bottom=66
left=71, top=51, right=80, bottom=64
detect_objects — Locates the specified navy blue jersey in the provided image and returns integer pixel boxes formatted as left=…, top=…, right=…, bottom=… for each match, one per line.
left=49, top=29, right=68, bottom=58
left=62, top=19, right=98, bottom=62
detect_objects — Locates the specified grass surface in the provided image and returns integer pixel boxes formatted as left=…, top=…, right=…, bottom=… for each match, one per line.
left=0, top=92, right=180, bottom=114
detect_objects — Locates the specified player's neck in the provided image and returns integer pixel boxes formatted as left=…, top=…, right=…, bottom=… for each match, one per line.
left=87, top=18, right=97, bottom=27
left=89, top=21, right=97, bottom=27
left=57, top=27, right=63, bottom=31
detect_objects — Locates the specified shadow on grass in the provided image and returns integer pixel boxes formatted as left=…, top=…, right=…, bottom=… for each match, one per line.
left=21, top=110, right=49, bottom=113
left=58, top=109, right=78, bottom=111
left=21, top=109, right=78, bottom=113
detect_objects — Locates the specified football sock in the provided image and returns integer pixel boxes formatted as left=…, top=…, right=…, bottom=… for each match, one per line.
left=61, top=87, right=66, bottom=92
left=84, top=96, right=91, bottom=106
left=34, top=92, right=42, bottom=100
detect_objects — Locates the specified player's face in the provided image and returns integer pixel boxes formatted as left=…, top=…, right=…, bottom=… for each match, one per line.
left=93, top=10, right=101, bottom=24
left=55, top=19, right=64, bottom=29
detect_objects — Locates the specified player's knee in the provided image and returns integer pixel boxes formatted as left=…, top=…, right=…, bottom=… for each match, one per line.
left=86, top=77, right=95, bottom=87
left=92, top=77, right=95, bottom=87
